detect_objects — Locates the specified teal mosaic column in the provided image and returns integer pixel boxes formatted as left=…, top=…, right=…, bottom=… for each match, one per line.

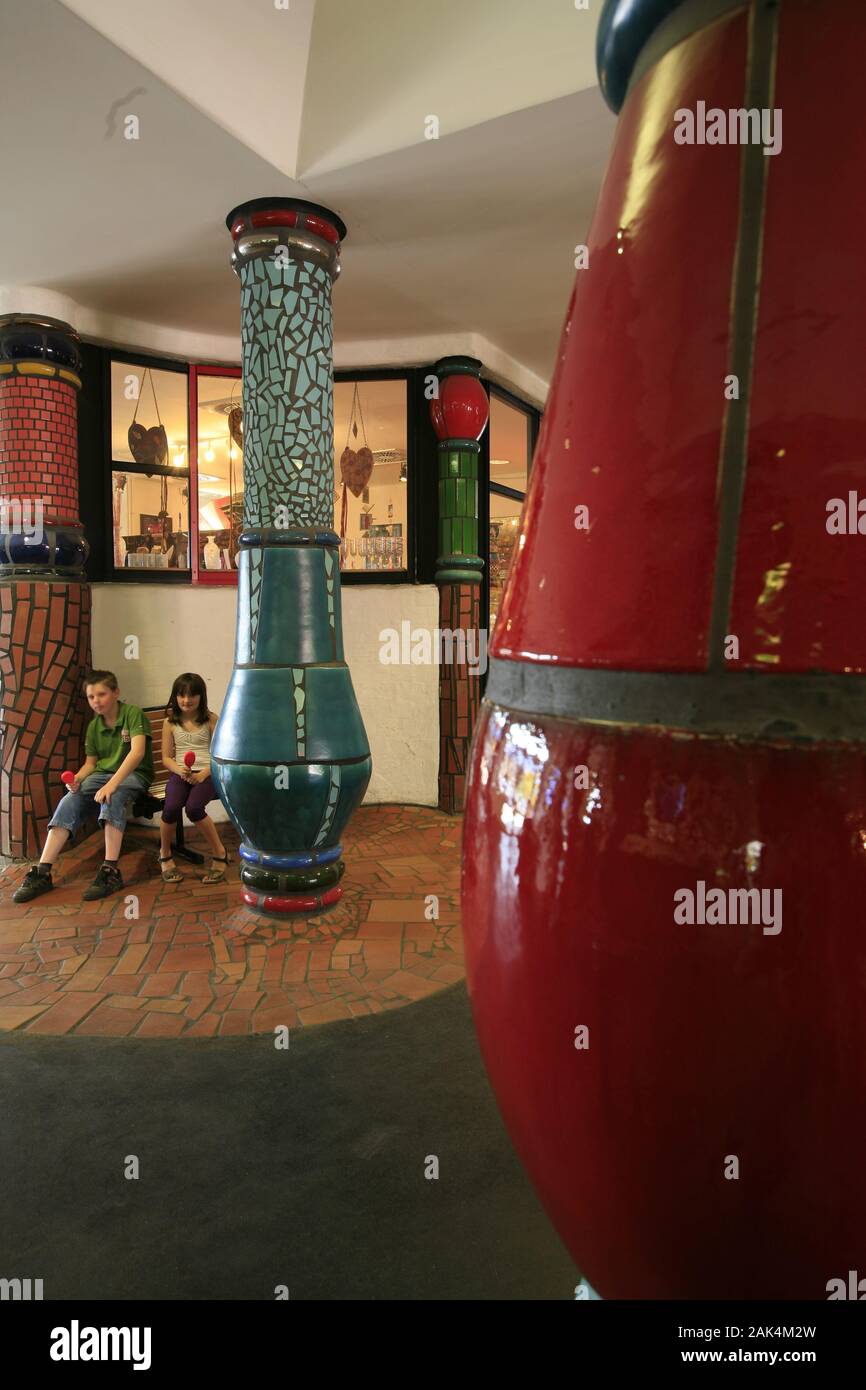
left=212, top=198, right=372, bottom=913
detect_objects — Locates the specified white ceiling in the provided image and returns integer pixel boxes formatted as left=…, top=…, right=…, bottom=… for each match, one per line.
left=58, top=0, right=317, bottom=177
left=0, top=0, right=614, bottom=397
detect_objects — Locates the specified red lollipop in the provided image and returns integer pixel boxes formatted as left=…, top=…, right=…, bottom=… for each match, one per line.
left=61, top=771, right=75, bottom=786
left=184, top=752, right=196, bottom=771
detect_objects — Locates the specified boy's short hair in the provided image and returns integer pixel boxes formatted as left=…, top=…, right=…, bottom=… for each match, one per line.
left=84, top=670, right=118, bottom=692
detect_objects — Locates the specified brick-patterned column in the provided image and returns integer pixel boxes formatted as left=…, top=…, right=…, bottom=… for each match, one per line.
left=0, top=315, right=92, bottom=860
left=429, top=357, right=489, bottom=814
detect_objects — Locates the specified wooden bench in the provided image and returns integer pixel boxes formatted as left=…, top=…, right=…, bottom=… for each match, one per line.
left=129, top=707, right=204, bottom=865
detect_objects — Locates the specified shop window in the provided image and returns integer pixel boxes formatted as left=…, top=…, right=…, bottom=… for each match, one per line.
left=112, top=470, right=191, bottom=570
left=334, top=378, right=408, bottom=572
left=109, top=358, right=190, bottom=574
left=195, top=370, right=243, bottom=574
left=103, top=359, right=415, bottom=583
left=110, top=360, right=189, bottom=467
left=489, top=392, right=532, bottom=632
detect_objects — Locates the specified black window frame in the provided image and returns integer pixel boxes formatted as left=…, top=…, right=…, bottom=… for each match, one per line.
left=481, top=379, right=541, bottom=639
left=334, top=368, right=419, bottom=586
left=102, top=348, right=192, bottom=586
left=76, top=346, right=489, bottom=595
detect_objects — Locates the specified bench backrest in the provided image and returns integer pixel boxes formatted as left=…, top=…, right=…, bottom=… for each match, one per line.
left=142, top=707, right=172, bottom=793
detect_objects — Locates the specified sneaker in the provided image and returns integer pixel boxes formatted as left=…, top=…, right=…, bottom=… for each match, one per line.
left=12, top=865, right=54, bottom=904
left=82, top=863, right=124, bottom=901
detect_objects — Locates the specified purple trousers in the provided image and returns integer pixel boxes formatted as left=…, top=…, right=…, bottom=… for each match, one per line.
left=162, top=771, right=217, bottom=825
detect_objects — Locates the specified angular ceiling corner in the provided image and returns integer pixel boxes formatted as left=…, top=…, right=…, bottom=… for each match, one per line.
left=58, top=0, right=317, bottom=178
left=297, top=0, right=599, bottom=178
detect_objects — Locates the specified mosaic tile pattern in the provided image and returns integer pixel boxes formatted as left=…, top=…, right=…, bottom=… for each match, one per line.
left=239, top=256, right=333, bottom=530
left=439, top=583, right=482, bottom=814
left=292, top=667, right=306, bottom=756
left=212, top=217, right=371, bottom=898
left=314, top=766, right=341, bottom=847
left=0, top=805, right=463, bottom=1035
left=238, top=255, right=333, bottom=655
left=0, top=582, right=92, bottom=857
left=438, top=445, right=480, bottom=558
left=324, top=545, right=336, bottom=640
left=0, top=376, right=79, bottom=525
left=0, top=342, right=92, bottom=860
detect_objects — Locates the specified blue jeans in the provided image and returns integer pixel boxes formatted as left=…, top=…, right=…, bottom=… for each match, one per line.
left=47, top=771, right=150, bottom=836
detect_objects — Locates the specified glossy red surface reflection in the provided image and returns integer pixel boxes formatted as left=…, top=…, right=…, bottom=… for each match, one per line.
left=464, top=705, right=866, bottom=1298
left=432, top=374, right=490, bottom=443
left=464, top=0, right=866, bottom=1298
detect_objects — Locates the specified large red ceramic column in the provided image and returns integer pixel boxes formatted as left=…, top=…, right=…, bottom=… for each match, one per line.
left=463, top=0, right=866, bottom=1298
left=0, top=316, right=91, bottom=859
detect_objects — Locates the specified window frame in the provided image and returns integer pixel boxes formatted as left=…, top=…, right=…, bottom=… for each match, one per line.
left=179, top=365, right=414, bottom=587
left=334, top=368, right=414, bottom=586
left=482, top=380, right=541, bottom=643
left=103, top=349, right=192, bottom=586
left=90, top=352, right=436, bottom=589
left=189, top=363, right=242, bottom=587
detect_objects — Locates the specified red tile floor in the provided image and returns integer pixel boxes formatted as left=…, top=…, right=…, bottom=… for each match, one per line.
left=0, top=805, right=464, bottom=1037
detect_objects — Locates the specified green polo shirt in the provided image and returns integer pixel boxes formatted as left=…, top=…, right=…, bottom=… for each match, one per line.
left=85, top=701, right=154, bottom=785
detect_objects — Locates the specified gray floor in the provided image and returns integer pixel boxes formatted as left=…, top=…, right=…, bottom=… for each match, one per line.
left=0, top=983, right=579, bottom=1300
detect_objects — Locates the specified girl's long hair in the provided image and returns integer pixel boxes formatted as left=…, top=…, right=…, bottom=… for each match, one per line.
left=166, top=673, right=211, bottom=726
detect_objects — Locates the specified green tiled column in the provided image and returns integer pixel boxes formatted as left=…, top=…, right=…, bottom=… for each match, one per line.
left=430, top=356, right=489, bottom=812
left=438, top=446, right=479, bottom=571
left=211, top=198, right=371, bottom=914
left=432, top=356, right=486, bottom=585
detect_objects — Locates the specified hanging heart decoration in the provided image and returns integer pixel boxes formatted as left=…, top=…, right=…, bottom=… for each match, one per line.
left=128, top=421, right=169, bottom=467
left=357, top=445, right=374, bottom=486
left=341, top=444, right=373, bottom=498
left=228, top=405, right=244, bottom=453
left=128, top=367, right=170, bottom=467
left=339, top=382, right=376, bottom=497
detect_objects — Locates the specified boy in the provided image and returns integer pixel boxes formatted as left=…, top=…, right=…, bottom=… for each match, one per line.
left=13, top=671, right=154, bottom=903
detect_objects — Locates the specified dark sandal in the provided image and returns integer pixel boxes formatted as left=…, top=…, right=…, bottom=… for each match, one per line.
left=159, top=853, right=183, bottom=884
left=201, top=853, right=229, bottom=884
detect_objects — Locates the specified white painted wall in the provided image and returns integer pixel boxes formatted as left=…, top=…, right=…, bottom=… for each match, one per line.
left=90, top=582, right=440, bottom=819
left=0, top=289, right=549, bottom=409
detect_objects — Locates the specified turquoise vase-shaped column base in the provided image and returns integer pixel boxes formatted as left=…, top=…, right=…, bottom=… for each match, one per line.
left=213, top=754, right=372, bottom=914
left=211, top=536, right=372, bottom=916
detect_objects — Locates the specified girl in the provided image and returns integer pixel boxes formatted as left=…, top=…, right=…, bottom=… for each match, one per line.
left=159, top=673, right=229, bottom=884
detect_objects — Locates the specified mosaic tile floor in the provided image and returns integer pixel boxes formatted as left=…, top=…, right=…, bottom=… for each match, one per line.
left=0, top=805, right=463, bottom=1037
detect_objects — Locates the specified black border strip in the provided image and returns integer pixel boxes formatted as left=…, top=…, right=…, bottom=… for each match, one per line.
left=485, top=658, right=866, bottom=744
left=708, top=0, right=781, bottom=668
